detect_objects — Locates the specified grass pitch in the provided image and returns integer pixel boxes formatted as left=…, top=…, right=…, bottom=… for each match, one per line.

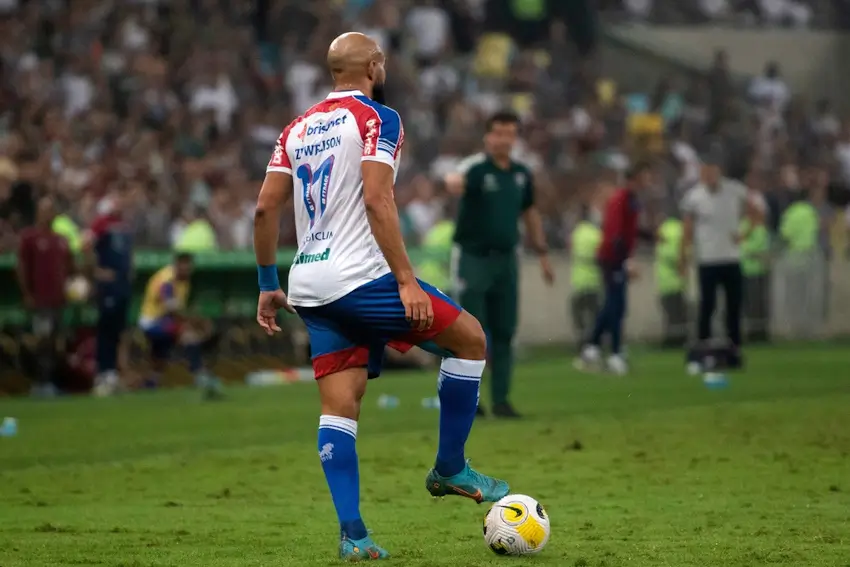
left=1, top=345, right=849, bottom=567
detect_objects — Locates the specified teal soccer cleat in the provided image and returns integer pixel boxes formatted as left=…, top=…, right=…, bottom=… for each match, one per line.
left=339, top=535, right=390, bottom=561
left=425, top=460, right=509, bottom=503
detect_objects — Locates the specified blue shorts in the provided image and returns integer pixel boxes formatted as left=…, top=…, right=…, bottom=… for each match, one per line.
left=296, top=273, right=462, bottom=379
left=143, top=319, right=180, bottom=361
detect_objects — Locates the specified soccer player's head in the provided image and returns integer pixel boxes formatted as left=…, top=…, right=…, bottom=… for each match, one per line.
left=174, top=252, right=194, bottom=281
left=36, top=196, right=56, bottom=227
left=626, top=160, right=654, bottom=191
left=327, top=32, right=387, bottom=105
left=484, top=111, right=520, bottom=161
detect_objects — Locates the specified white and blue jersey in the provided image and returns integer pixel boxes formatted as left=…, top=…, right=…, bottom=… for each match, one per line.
left=268, top=89, right=405, bottom=307
left=267, top=90, right=461, bottom=379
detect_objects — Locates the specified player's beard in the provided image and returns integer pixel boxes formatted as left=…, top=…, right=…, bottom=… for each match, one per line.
left=371, top=82, right=387, bottom=105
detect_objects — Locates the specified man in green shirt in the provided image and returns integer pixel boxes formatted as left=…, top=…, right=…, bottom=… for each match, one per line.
left=445, top=111, right=554, bottom=418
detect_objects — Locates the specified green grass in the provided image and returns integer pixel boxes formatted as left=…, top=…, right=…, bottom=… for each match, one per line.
left=1, top=346, right=849, bottom=567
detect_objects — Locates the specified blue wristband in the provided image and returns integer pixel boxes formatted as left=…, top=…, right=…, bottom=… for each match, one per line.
left=257, top=265, right=280, bottom=292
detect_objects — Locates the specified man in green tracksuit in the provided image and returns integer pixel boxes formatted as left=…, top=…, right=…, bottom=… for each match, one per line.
left=740, top=218, right=770, bottom=342
left=445, top=111, right=554, bottom=418
left=569, top=209, right=602, bottom=350
left=655, top=214, right=688, bottom=347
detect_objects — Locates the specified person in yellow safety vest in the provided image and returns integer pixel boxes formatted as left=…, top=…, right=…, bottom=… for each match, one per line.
left=740, top=217, right=770, bottom=342
left=779, top=193, right=820, bottom=254
left=174, top=211, right=218, bottom=252
left=778, top=187, right=828, bottom=336
left=655, top=213, right=688, bottom=347
left=417, top=219, right=456, bottom=294
left=52, top=213, right=82, bottom=252
left=569, top=206, right=602, bottom=350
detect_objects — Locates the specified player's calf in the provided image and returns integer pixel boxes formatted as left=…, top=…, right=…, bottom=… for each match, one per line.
left=425, top=311, right=509, bottom=502
left=316, top=368, right=378, bottom=548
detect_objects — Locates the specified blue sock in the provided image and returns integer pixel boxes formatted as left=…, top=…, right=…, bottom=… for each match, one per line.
left=435, top=358, right=485, bottom=477
left=184, top=343, right=203, bottom=373
left=610, top=279, right=627, bottom=355
left=610, top=311, right=623, bottom=354
left=590, top=302, right=609, bottom=346
left=318, top=415, right=367, bottom=540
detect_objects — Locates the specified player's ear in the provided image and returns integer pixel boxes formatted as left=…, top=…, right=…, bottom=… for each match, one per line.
left=366, top=59, right=378, bottom=82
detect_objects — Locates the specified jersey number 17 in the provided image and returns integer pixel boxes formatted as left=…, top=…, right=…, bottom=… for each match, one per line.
left=296, top=155, right=335, bottom=228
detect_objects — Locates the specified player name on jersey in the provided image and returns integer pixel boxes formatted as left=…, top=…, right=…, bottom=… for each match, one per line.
left=294, top=136, right=342, bottom=160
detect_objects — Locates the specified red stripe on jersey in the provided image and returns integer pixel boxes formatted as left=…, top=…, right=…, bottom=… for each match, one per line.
left=346, top=98, right=382, bottom=159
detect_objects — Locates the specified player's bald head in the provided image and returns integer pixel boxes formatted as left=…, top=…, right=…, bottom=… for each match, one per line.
left=327, top=32, right=383, bottom=80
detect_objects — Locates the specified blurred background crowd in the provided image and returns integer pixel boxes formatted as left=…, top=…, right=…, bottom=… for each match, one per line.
left=1, top=0, right=849, bottom=255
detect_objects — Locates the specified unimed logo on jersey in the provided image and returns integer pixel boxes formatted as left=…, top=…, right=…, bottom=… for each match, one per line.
left=294, top=136, right=342, bottom=160
left=293, top=248, right=331, bottom=265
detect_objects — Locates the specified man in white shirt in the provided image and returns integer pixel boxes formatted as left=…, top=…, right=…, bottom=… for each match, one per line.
left=679, top=156, right=762, bottom=348
left=251, top=32, right=508, bottom=561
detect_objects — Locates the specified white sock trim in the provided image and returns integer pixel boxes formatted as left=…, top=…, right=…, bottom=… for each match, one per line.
left=440, top=358, right=485, bottom=381
left=319, top=415, right=358, bottom=438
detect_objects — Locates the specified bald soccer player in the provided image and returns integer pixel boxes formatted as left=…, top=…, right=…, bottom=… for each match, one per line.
left=253, top=33, right=509, bottom=561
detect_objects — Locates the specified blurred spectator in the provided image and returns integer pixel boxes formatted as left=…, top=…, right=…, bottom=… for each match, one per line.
left=405, top=174, right=443, bottom=244
left=748, top=61, right=790, bottom=113
left=16, top=197, right=74, bottom=396
left=0, top=0, right=846, bottom=261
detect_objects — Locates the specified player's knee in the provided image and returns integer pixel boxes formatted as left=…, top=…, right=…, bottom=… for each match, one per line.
left=453, top=311, right=487, bottom=360
left=317, top=368, right=368, bottom=420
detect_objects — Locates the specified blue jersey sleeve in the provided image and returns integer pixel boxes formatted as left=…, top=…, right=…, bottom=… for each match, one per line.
left=356, top=97, right=403, bottom=169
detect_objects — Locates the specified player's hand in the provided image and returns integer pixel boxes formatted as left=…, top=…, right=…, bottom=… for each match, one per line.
left=626, top=261, right=640, bottom=280
left=257, top=289, right=296, bottom=336
left=731, top=231, right=744, bottom=245
left=22, top=292, right=36, bottom=310
left=399, top=280, right=434, bottom=332
left=539, top=255, right=555, bottom=286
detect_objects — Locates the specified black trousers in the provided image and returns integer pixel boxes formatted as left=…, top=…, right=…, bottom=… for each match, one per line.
left=660, top=292, right=689, bottom=347
left=571, top=291, right=600, bottom=349
left=698, top=262, right=743, bottom=346
left=743, top=274, right=770, bottom=342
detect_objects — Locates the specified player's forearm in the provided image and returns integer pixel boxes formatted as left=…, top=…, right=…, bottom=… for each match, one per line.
left=364, top=195, right=416, bottom=285
left=523, top=208, right=548, bottom=255
left=253, top=200, right=280, bottom=268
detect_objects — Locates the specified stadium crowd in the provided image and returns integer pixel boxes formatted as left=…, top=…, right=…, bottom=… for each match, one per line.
left=0, top=0, right=848, bottom=255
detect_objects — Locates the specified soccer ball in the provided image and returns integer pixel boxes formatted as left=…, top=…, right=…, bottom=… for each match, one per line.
left=65, top=276, right=91, bottom=303
left=483, top=494, right=550, bottom=555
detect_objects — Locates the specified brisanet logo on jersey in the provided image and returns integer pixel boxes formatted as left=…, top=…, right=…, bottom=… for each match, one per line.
left=293, top=248, right=331, bottom=265
left=298, top=115, right=348, bottom=141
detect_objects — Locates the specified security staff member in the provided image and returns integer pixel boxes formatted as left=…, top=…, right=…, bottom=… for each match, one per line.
left=655, top=212, right=687, bottom=347
left=569, top=207, right=602, bottom=350
left=740, top=217, right=770, bottom=342
left=417, top=218, right=456, bottom=293
left=445, top=110, right=554, bottom=419
left=679, top=156, right=762, bottom=348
